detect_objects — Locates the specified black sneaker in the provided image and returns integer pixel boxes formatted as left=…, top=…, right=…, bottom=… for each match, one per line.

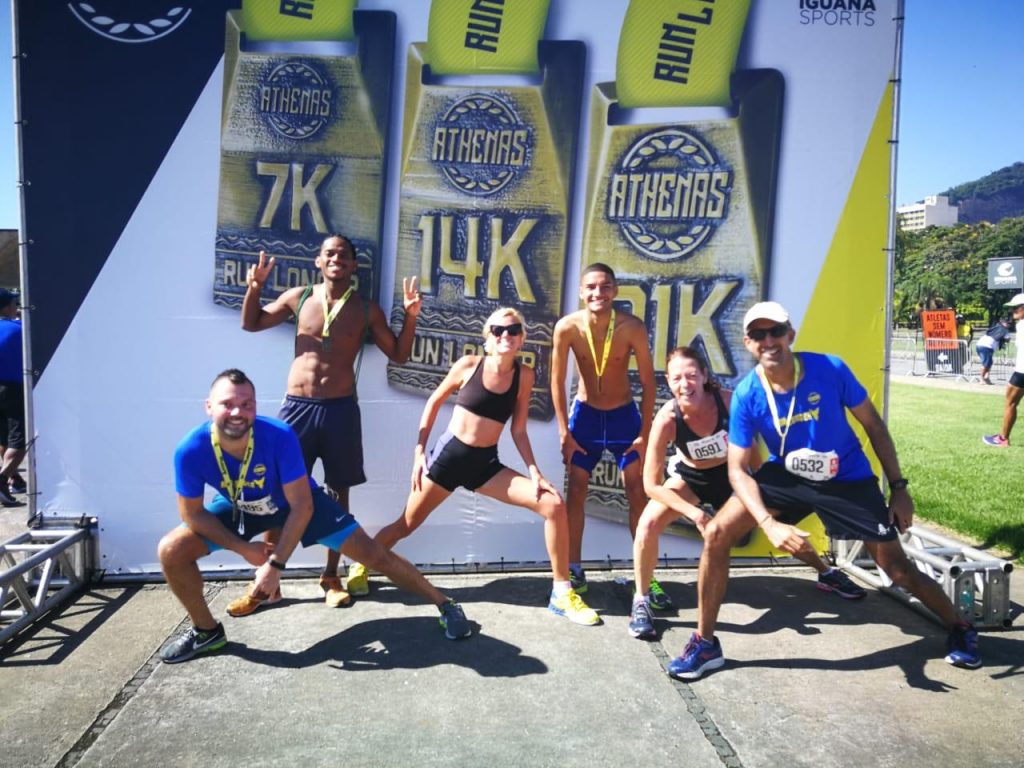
left=8, top=477, right=26, bottom=495
left=816, top=568, right=867, bottom=600
left=648, top=578, right=674, bottom=611
left=0, top=484, right=22, bottom=507
left=569, top=566, right=588, bottom=594
left=160, top=623, right=227, bottom=664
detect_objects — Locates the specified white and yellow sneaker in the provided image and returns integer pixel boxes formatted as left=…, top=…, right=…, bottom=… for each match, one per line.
left=346, top=562, right=370, bottom=597
left=548, top=588, right=600, bottom=626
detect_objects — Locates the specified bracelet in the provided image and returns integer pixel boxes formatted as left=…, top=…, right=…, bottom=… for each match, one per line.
left=268, top=557, right=286, bottom=571
left=889, top=478, right=909, bottom=491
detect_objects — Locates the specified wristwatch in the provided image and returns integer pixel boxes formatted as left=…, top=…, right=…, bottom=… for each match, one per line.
left=889, top=478, right=909, bottom=491
left=268, top=557, right=286, bottom=571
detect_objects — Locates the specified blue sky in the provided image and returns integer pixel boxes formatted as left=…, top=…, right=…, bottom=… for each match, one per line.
left=0, top=1, right=1019, bottom=225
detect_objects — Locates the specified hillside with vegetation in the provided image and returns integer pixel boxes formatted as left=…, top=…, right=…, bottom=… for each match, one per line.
left=893, top=216, right=1024, bottom=325
left=943, top=162, right=1024, bottom=224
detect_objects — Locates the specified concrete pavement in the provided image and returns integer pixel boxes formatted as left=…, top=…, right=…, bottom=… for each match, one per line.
left=1, top=565, right=1021, bottom=768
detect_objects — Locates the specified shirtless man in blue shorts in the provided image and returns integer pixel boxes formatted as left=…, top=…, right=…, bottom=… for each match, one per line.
left=157, top=370, right=470, bottom=664
left=551, top=263, right=656, bottom=595
left=666, top=302, right=981, bottom=680
left=239, top=234, right=420, bottom=612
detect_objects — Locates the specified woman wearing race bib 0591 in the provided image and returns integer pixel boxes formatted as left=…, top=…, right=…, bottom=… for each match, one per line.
left=628, top=347, right=851, bottom=642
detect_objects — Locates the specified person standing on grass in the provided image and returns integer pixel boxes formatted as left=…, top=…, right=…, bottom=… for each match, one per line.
left=627, top=346, right=864, bottom=641
left=983, top=294, right=1024, bottom=447
left=551, top=263, right=656, bottom=596
left=975, top=317, right=1011, bottom=385
left=665, top=301, right=981, bottom=680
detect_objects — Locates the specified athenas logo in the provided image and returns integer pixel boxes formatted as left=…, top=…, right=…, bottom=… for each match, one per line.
left=67, top=2, right=192, bottom=43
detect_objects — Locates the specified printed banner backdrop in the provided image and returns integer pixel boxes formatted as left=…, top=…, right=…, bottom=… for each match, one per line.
left=19, top=0, right=896, bottom=574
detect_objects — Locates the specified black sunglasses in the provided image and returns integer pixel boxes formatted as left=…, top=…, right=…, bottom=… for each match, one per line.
left=490, top=323, right=523, bottom=337
left=747, top=323, right=789, bottom=341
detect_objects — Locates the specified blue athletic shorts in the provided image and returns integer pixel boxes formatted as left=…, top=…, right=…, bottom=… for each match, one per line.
left=195, top=486, right=359, bottom=553
left=755, top=462, right=897, bottom=542
left=976, top=344, right=994, bottom=368
left=569, top=399, right=641, bottom=473
left=278, top=395, right=366, bottom=489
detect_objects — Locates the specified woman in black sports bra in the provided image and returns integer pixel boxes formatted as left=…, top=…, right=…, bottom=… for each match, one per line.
left=372, top=308, right=599, bottom=626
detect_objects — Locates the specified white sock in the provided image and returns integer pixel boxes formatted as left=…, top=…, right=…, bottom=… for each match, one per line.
left=552, top=580, right=572, bottom=597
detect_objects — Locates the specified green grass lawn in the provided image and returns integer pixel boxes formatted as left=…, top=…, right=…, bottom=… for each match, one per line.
left=888, top=382, right=1023, bottom=561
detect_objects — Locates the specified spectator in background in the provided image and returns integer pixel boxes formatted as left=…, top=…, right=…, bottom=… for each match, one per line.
left=983, top=294, right=1024, bottom=447
left=0, top=288, right=25, bottom=505
left=975, top=317, right=1011, bottom=385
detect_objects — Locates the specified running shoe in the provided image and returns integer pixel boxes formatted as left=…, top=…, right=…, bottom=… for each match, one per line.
left=225, top=583, right=283, bottom=617
left=648, top=578, right=673, bottom=611
left=568, top=565, right=588, bottom=594
left=816, top=568, right=867, bottom=600
left=0, top=484, right=22, bottom=507
left=439, top=600, right=472, bottom=640
left=628, top=598, right=656, bottom=639
left=8, top=477, right=26, bottom=495
left=319, top=575, right=352, bottom=608
left=982, top=434, right=1009, bottom=447
left=346, top=562, right=370, bottom=596
left=667, top=632, right=724, bottom=680
left=548, top=588, right=600, bottom=626
left=160, top=623, right=227, bottom=664
left=945, top=621, right=981, bottom=669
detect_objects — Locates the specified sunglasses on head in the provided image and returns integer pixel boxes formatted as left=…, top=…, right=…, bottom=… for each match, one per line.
left=490, top=323, right=523, bottom=337
left=747, top=323, right=789, bottom=341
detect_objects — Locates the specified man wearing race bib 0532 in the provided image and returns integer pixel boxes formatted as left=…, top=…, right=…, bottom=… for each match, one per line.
left=706, top=302, right=980, bottom=676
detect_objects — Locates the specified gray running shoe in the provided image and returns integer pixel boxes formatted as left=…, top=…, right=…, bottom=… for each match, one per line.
left=160, top=623, right=227, bottom=664
left=628, top=599, right=656, bottom=639
left=816, top=569, right=867, bottom=600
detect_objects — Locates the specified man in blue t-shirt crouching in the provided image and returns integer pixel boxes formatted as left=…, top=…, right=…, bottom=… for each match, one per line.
left=157, top=369, right=471, bottom=664
left=667, top=302, right=981, bottom=680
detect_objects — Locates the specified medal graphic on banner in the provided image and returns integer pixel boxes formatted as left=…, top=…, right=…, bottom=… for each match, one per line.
left=213, top=0, right=394, bottom=313
left=581, top=0, right=783, bottom=515
left=385, top=0, right=584, bottom=420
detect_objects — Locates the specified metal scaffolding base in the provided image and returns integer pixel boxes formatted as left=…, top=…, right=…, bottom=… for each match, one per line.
left=0, top=518, right=98, bottom=647
left=835, top=524, right=1013, bottom=629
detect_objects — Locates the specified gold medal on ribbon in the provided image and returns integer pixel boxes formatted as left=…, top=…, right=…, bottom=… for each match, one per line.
left=581, top=0, right=781, bottom=511
left=213, top=1, right=394, bottom=313
left=385, top=0, right=583, bottom=420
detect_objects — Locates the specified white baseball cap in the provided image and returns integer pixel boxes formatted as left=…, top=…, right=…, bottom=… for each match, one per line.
left=743, top=301, right=790, bottom=330
left=1004, top=293, right=1024, bottom=308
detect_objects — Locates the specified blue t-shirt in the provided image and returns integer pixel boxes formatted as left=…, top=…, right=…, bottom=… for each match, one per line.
left=729, top=352, right=873, bottom=482
left=0, top=318, right=22, bottom=383
left=174, top=416, right=313, bottom=509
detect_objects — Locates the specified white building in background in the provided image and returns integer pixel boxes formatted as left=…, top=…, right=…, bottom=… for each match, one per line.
left=897, top=195, right=959, bottom=231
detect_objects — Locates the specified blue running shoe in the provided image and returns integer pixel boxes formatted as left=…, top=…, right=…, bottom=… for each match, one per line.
left=648, top=578, right=673, bottom=611
left=816, top=568, right=867, bottom=600
left=667, top=632, right=724, bottom=680
left=439, top=600, right=472, bottom=640
left=628, top=598, right=656, bottom=639
left=945, top=622, right=981, bottom=669
left=569, top=565, right=588, bottom=594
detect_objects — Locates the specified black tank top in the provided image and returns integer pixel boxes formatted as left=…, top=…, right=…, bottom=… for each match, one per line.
left=673, top=389, right=729, bottom=462
left=455, top=359, right=521, bottom=424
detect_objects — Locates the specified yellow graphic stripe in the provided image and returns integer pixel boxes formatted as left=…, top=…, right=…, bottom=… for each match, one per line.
left=616, top=0, right=751, bottom=108
left=797, top=81, right=894, bottom=481
left=427, top=0, right=550, bottom=75
left=241, top=0, right=357, bottom=42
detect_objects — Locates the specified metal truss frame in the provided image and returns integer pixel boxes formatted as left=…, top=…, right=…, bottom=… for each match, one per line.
left=835, top=524, right=1014, bottom=629
left=0, top=518, right=97, bottom=647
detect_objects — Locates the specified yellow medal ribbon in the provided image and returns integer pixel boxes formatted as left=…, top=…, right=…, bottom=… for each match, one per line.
left=426, top=0, right=551, bottom=75
left=615, top=0, right=752, bottom=108
left=241, top=0, right=357, bottom=42
left=210, top=425, right=255, bottom=533
left=585, top=309, right=616, bottom=392
left=756, top=353, right=802, bottom=457
left=320, top=284, right=355, bottom=341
